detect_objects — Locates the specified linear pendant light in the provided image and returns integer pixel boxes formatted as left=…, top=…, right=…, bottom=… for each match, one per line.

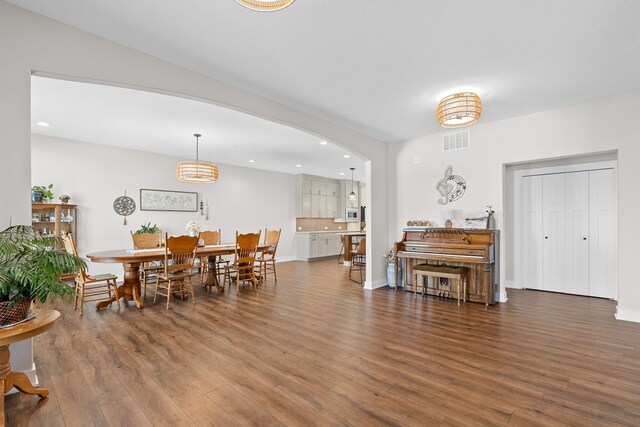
left=234, top=0, right=295, bottom=11
left=176, top=133, right=218, bottom=183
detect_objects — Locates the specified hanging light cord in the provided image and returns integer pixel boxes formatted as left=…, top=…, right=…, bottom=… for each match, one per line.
left=194, top=133, right=201, bottom=165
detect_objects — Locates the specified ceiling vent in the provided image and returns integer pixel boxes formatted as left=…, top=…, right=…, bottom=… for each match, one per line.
left=442, top=130, right=470, bottom=152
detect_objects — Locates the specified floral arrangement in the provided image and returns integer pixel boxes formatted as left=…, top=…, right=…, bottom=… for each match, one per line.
left=384, top=249, right=395, bottom=263
left=486, top=205, right=495, bottom=218
left=185, top=220, right=200, bottom=234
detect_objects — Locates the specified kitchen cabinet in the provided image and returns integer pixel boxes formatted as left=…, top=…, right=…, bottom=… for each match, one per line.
left=326, top=196, right=339, bottom=218
left=301, top=194, right=312, bottom=217
left=311, top=195, right=327, bottom=218
left=302, top=179, right=312, bottom=194
left=296, top=175, right=343, bottom=218
left=296, top=232, right=343, bottom=260
left=311, top=181, right=327, bottom=196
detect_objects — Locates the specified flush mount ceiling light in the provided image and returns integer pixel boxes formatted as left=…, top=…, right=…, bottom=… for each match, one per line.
left=176, top=133, right=218, bottom=183
left=437, top=92, right=482, bottom=128
left=234, top=0, right=295, bottom=12
left=349, top=167, right=357, bottom=202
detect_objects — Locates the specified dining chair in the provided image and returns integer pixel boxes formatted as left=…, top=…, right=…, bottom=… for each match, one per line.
left=63, top=235, right=120, bottom=315
left=198, top=229, right=228, bottom=284
left=154, top=233, right=199, bottom=309
left=349, top=237, right=366, bottom=284
left=130, top=230, right=163, bottom=300
left=256, top=228, right=281, bottom=283
left=224, top=231, right=261, bottom=291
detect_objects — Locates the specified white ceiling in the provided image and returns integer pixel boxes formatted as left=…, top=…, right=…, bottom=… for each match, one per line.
left=11, top=1, right=640, bottom=142
left=31, top=76, right=366, bottom=180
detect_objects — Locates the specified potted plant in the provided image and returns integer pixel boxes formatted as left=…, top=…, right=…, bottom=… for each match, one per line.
left=185, top=221, right=200, bottom=237
left=0, top=225, right=84, bottom=326
left=384, top=249, right=402, bottom=288
left=134, top=222, right=160, bottom=235
left=31, top=184, right=54, bottom=203
left=59, top=194, right=71, bottom=204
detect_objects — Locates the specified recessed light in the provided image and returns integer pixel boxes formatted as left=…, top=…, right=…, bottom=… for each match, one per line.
left=343, top=155, right=350, bottom=158
left=296, top=164, right=302, bottom=168
left=339, top=173, right=345, bottom=176
left=37, top=122, right=50, bottom=127
left=249, top=160, right=255, bottom=163
left=319, top=141, right=328, bottom=145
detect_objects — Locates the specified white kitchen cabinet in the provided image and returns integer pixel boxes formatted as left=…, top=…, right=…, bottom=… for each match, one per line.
left=311, top=180, right=327, bottom=196
left=302, top=179, right=312, bottom=194
left=318, top=235, right=329, bottom=257
left=327, top=183, right=339, bottom=197
left=309, top=234, right=319, bottom=258
left=296, top=175, right=342, bottom=218
left=301, top=194, right=312, bottom=217
left=311, top=195, right=327, bottom=218
left=326, top=196, right=339, bottom=218
left=333, top=234, right=342, bottom=255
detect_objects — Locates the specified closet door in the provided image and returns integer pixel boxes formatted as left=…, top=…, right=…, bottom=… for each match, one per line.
left=542, top=174, right=566, bottom=292
left=589, top=169, right=617, bottom=298
left=564, top=172, right=590, bottom=295
left=521, top=176, right=543, bottom=289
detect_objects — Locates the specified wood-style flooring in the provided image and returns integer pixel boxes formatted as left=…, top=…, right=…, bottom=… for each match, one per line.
left=5, top=259, right=640, bottom=426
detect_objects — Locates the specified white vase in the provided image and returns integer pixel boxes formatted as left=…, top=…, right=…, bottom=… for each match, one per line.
left=188, top=230, right=197, bottom=237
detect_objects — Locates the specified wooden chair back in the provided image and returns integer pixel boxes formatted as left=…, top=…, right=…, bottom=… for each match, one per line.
left=233, top=231, right=261, bottom=266
left=263, top=228, right=281, bottom=258
left=62, top=234, right=88, bottom=281
left=164, top=233, right=199, bottom=274
left=131, top=231, right=162, bottom=249
left=200, top=229, right=221, bottom=245
left=356, top=237, right=366, bottom=256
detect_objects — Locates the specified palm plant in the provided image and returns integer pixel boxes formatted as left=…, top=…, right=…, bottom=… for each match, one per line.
left=0, top=225, right=85, bottom=305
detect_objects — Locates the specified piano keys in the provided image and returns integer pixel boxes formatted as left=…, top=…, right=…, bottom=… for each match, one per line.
left=394, top=228, right=500, bottom=305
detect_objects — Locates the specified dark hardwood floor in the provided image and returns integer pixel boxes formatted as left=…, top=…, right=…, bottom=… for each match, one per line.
left=5, top=259, right=640, bottom=426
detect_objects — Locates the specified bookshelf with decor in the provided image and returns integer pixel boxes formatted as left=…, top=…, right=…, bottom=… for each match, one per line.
left=31, top=203, right=77, bottom=239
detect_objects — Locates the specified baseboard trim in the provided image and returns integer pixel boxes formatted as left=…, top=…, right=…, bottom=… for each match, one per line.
left=364, top=278, right=388, bottom=290
left=276, top=256, right=296, bottom=263
left=615, top=307, right=640, bottom=323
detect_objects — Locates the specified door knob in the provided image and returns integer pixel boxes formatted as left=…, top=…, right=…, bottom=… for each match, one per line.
left=544, top=236, right=549, bottom=239
left=583, top=237, right=587, bottom=240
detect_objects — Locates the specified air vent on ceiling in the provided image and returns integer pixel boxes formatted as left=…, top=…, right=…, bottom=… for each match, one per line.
left=442, top=130, right=470, bottom=152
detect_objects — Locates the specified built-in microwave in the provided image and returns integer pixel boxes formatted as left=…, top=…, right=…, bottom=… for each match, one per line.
left=346, top=208, right=359, bottom=222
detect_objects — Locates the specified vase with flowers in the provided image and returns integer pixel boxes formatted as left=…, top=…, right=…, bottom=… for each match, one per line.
left=185, top=220, right=200, bottom=237
left=486, top=205, right=495, bottom=230
left=384, top=249, right=402, bottom=288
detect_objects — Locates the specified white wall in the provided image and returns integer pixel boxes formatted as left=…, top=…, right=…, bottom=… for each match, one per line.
left=389, top=91, right=640, bottom=321
left=31, top=135, right=297, bottom=277
left=0, top=1, right=390, bottom=290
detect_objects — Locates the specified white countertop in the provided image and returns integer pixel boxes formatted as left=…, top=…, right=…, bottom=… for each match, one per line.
left=296, top=230, right=364, bottom=235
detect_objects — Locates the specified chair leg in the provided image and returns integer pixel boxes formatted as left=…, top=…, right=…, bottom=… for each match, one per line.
left=414, top=273, right=418, bottom=298
left=337, top=243, right=344, bottom=263
left=80, top=285, right=85, bottom=316
left=112, top=279, right=121, bottom=309
left=153, top=279, right=160, bottom=305
left=272, top=260, right=277, bottom=282
left=189, top=277, right=196, bottom=304
left=73, top=282, right=79, bottom=310
left=166, top=280, right=171, bottom=309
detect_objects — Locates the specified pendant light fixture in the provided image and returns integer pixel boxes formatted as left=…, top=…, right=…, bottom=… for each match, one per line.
left=349, top=167, right=357, bottom=202
left=176, top=133, right=219, bottom=183
left=234, top=0, right=295, bottom=12
left=437, top=92, right=482, bottom=128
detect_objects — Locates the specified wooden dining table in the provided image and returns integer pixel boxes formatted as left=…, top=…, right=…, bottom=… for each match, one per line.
left=87, top=244, right=268, bottom=309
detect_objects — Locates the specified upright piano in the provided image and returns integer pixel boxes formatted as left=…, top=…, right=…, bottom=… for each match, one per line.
left=394, top=228, right=499, bottom=305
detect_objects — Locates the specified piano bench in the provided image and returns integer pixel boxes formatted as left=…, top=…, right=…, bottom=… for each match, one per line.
left=413, top=265, right=468, bottom=306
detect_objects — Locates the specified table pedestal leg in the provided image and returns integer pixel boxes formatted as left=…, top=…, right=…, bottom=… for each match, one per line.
left=0, top=345, right=48, bottom=426
left=204, top=256, right=224, bottom=293
left=95, top=262, right=144, bottom=310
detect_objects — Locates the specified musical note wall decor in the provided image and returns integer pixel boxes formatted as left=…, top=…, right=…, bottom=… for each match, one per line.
left=436, top=165, right=466, bottom=205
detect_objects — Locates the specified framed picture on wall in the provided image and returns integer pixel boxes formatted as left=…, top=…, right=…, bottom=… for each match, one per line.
left=140, top=189, right=198, bottom=212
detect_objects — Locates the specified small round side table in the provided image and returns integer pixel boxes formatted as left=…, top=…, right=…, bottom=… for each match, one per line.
left=0, top=309, right=60, bottom=426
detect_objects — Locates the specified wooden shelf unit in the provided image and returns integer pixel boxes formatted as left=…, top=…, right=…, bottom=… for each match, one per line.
left=31, top=203, right=77, bottom=239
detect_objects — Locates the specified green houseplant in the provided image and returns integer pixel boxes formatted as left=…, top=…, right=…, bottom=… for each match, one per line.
left=31, top=184, right=54, bottom=203
left=135, top=222, right=160, bottom=234
left=0, top=225, right=84, bottom=325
